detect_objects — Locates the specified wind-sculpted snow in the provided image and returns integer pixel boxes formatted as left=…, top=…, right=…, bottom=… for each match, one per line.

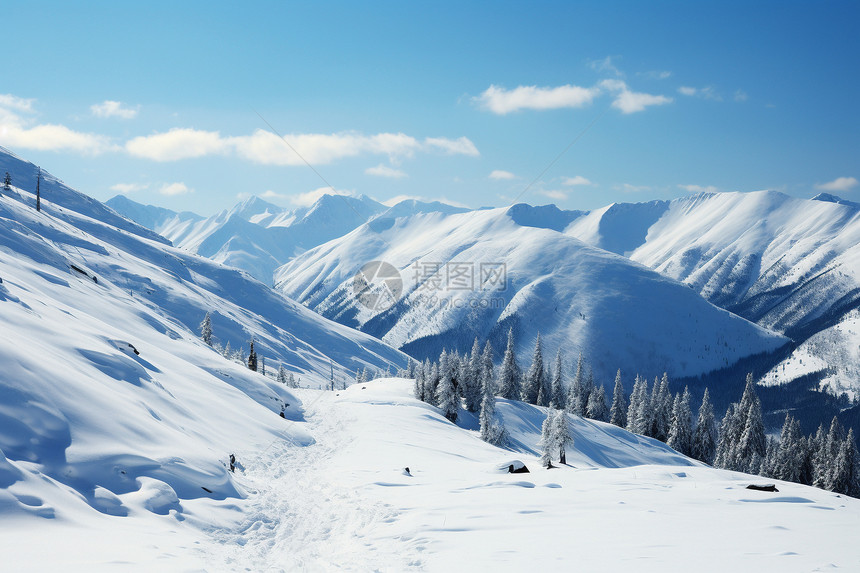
left=275, top=206, right=787, bottom=385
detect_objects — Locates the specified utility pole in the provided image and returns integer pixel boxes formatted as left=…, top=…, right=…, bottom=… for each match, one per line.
left=36, top=168, right=41, bottom=212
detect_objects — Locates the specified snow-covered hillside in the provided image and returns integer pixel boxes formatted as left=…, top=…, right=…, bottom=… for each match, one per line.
left=275, top=205, right=788, bottom=386
left=567, top=191, right=860, bottom=338
left=108, top=193, right=388, bottom=284
left=566, top=190, right=860, bottom=394
left=0, top=149, right=432, bottom=568
left=14, top=378, right=855, bottom=571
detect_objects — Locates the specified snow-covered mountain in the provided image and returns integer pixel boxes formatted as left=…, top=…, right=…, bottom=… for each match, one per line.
left=566, top=190, right=860, bottom=396
left=0, top=147, right=415, bottom=546
left=108, top=192, right=388, bottom=284
left=274, top=204, right=788, bottom=386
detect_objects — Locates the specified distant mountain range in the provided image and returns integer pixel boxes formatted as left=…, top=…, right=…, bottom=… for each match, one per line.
left=108, top=177, right=860, bottom=430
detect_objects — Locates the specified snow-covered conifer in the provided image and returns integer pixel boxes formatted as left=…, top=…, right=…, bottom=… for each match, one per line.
left=667, top=387, right=692, bottom=456
left=522, top=333, right=545, bottom=405
left=567, top=353, right=585, bottom=415
left=550, top=349, right=565, bottom=410
left=586, top=384, right=608, bottom=422
left=277, top=365, right=288, bottom=385
left=222, top=340, right=231, bottom=359
left=463, top=338, right=483, bottom=413
left=609, top=369, right=627, bottom=428
left=691, top=388, right=717, bottom=464
left=552, top=410, right=574, bottom=464
left=827, top=429, right=860, bottom=497
left=497, top=327, right=521, bottom=400
left=199, top=312, right=212, bottom=346
left=436, top=351, right=459, bottom=422
left=247, top=340, right=258, bottom=372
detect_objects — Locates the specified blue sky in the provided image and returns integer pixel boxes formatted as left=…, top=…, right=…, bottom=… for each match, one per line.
left=2, top=0, right=858, bottom=215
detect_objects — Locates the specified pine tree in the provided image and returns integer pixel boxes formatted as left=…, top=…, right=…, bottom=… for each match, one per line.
left=247, top=340, right=258, bottom=372
left=479, top=343, right=505, bottom=446
left=2, top=172, right=10, bottom=192
left=497, top=327, right=521, bottom=400
left=222, top=341, right=232, bottom=359
left=436, top=351, right=459, bottom=422
left=586, top=385, right=608, bottom=422
left=736, top=396, right=766, bottom=473
left=549, top=349, right=565, bottom=410
left=260, top=356, right=266, bottom=376
left=650, top=374, right=671, bottom=442
left=539, top=410, right=556, bottom=468
left=567, top=353, right=586, bottom=415
left=815, top=417, right=845, bottom=489
left=691, top=388, right=717, bottom=464
left=36, top=169, right=41, bottom=212
left=463, top=338, right=483, bottom=413
left=609, top=369, right=627, bottom=428
left=199, top=312, right=213, bottom=346
left=277, top=365, right=288, bottom=385
left=522, top=333, right=545, bottom=405
left=827, top=429, right=860, bottom=497
left=667, top=387, right=693, bottom=456
left=714, top=403, right=740, bottom=470
left=552, top=410, right=574, bottom=464
left=773, top=414, right=803, bottom=482
left=413, top=362, right=425, bottom=401
left=633, top=376, right=652, bottom=436
left=626, top=374, right=643, bottom=433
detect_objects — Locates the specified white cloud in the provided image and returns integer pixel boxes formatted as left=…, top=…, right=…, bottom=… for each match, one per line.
left=489, top=170, right=517, bottom=180
left=289, top=186, right=354, bottom=207
left=0, top=95, right=114, bottom=154
left=126, top=128, right=477, bottom=165
left=562, top=175, right=592, bottom=186
left=589, top=56, right=623, bottom=77
left=261, top=190, right=288, bottom=200
left=425, top=136, right=479, bottom=156
left=600, top=79, right=673, bottom=114
left=815, top=177, right=858, bottom=192
left=679, top=184, right=719, bottom=194
left=677, top=86, right=721, bottom=101
left=159, top=182, right=192, bottom=196
left=0, top=94, right=34, bottom=113
left=110, top=182, right=148, bottom=194
left=611, top=90, right=672, bottom=114
left=366, top=164, right=408, bottom=178
left=538, top=189, right=567, bottom=200
left=734, top=89, right=748, bottom=102
left=475, top=84, right=599, bottom=114
left=91, top=100, right=139, bottom=119
left=126, top=128, right=230, bottom=161
left=0, top=122, right=114, bottom=154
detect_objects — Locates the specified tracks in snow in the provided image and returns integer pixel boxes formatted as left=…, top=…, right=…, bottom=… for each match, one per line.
left=204, top=391, right=420, bottom=571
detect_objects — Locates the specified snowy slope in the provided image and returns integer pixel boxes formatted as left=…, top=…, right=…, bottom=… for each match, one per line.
left=567, top=191, right=860, bottom=339
left=566, top=191, right=860, bottom=394
left=203, top=379, right=860, bottom=571
left=108, top=193, right=388, bottom=284
left=275, top=205, right=788, bottom=386
left=0, top=151, right=417, bottom=567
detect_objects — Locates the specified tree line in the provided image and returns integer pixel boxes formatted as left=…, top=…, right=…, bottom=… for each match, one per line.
left=407, top=327, right=860, bottom=497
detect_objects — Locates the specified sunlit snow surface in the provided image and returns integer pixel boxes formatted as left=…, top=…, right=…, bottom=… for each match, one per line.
left=202, top=379, right=859, bottom=572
